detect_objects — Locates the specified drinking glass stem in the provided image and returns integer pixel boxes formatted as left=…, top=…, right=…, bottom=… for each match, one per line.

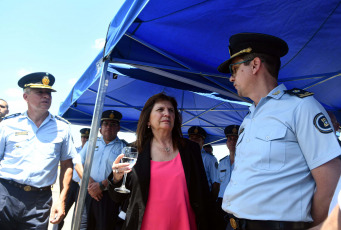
left=121, top=172, right=127, bottom=189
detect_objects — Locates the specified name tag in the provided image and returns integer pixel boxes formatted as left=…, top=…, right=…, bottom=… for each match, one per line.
left=15, top=131, right=28, bottom=136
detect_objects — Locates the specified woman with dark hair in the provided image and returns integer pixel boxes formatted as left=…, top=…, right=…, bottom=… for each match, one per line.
left=107, top=93, right=213, bottom=230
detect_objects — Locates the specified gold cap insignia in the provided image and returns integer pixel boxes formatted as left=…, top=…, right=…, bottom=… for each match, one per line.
left=194, top=128, right=198, bottom=134
left=232, top=127, right=238, bottom=134
left=109, top=112, right=115, bottom=119
left=230, top=47, right=252, bottom=60
left=42, top=76, right=50, bottom=86
left=85, top=130, right=89, bottom=135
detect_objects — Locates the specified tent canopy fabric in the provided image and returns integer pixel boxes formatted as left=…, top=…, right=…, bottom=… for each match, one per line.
left=60, top=69, right=249, bottom=144
left=59, top=0, right=341, bottom=141
left=104, top=0, right=341, bottom=114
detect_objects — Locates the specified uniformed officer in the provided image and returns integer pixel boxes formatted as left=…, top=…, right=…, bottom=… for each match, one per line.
left=203, top=144, right=214, bottom=154
left=79, top=110, right=125, bottom=230
left=217, top=125, right=239, bottom=230
left=0, top=99, right=9, bottom=122
left=188, top=126, right=220, bottom=201
left=0, top=72, right=76, bottom=229
left=58, top=128, right=90, bottom=230
left=218, top=33, right=341, bottom=229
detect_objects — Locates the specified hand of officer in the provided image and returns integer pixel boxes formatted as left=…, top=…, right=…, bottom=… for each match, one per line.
left=88, top=181, right=103, bottom=201
left=49, top=200, right=66, bottom=224
left=112, top=154, right=131, bottom=183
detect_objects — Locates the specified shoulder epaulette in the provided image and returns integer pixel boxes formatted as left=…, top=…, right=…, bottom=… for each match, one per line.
left=2, top=113, right=21, bottom=120
left=55, top=115, right=70, bottom=124
left=285, top=88, right=314, bottom=98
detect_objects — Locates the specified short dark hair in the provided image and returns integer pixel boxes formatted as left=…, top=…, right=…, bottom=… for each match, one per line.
left=136, top=93, right=182, bottom=153
left=241, top=53, right=281, bottom=79
left=0, top=99, right=8, bottom=109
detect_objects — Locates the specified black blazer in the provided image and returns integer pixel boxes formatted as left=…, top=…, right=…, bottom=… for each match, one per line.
left=107, top=138, right=215, bottom=230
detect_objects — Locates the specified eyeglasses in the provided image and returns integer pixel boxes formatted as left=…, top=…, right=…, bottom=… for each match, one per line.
left=102, top=121, right=119, bottom=127
left=229, top=59, right=253, bottom=76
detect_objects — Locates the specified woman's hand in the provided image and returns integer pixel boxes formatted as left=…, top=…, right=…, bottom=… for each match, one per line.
left=112, top=153, right=131, bottom=183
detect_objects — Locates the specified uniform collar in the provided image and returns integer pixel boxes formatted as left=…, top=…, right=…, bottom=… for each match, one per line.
left=99, top=136, right=120, bottom=145
left=22, top=111, right=53, bottom=122
left=266, top=84, right=287, bottom=100
left=249, top=84, right=287, bottom=113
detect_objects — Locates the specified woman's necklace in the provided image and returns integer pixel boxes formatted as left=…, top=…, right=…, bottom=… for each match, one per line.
left=164, top=146, right=171, bottom=153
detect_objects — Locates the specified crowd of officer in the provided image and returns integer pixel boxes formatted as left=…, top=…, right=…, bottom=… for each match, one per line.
left=1, top=31, right=341, bottom=230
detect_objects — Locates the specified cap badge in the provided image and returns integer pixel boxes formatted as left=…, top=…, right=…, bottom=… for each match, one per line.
left=232, top=127, right=238, bottom=134
left=85, top=130, right=89, bottom=135
left=194, top=128, right=198, bottom=134
left=42, top=76, right=50, bottom=86
left=230, top=47, right=252, bottom=59
left=109, top=112, right=115, bottom=119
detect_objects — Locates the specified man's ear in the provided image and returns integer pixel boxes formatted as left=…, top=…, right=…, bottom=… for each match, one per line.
left=252, top=57, right=262, bottom=74
left=23, top=93, right=28, bottom=102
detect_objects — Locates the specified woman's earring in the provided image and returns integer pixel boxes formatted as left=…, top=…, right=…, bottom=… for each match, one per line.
left=148, top=125, right=150, bottom=129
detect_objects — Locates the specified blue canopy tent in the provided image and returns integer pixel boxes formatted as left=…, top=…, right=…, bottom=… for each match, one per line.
left=60, top=1, right=341, bottom=229
left=60, top=62, right=249, bottom=144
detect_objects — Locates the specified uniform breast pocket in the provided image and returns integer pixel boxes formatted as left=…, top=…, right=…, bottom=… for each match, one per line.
left=7, top=135, right=29, bottom=152
left=254, top=126, right=287, bottom=171
left=41, top=137, right=63, bottom=157
left=219, top=169, right=227, bottom=182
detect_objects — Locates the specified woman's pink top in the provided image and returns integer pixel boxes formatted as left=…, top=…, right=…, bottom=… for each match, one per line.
left=141, top=153, right=197, bottom=230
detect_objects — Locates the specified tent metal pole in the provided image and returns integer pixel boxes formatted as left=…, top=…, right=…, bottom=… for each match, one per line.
left=72, top=60, right=110, bottom=230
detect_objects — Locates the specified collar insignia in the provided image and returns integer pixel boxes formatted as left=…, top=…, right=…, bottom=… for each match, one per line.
left=272, top=90, right=280, bottom=95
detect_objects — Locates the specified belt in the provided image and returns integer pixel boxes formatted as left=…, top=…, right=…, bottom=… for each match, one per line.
left=229, top=215, right=310, bottom=230
left=0, top=178, right=51, bottom=192
left=72, top=179, right=80, bottom=184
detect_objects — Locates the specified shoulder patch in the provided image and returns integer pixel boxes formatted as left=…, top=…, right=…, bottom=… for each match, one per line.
left=55, top=115, right=70, bottom=124
left=2, top=113, right=21, bottom=120
left=285, top=88, right=314, bottom=98
left=314, top=113, right=333, bottom=133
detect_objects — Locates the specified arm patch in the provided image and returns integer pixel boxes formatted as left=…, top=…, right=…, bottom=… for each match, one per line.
left=313, top=113, right=333, bottom=133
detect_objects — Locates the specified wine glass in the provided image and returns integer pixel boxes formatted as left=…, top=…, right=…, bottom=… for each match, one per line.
left=114, top=146, right=138, bottom=193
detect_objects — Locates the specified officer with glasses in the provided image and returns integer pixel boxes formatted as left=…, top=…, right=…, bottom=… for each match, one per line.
left=79, top=110, right=126, bottom=230
left=217, top=33, right=341, bottom=230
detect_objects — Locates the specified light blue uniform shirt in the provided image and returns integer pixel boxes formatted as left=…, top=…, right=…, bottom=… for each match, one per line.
left=80, top=136, right=125, bottom=182
left=72, top=146, right=83, bottom=183
left=0, top=112, right=76, bottom=187
left=218, top=155, right=234, bottom=198
left=223, top=84, right=341, bottom=221
left=201, top=149, right=219, bottom=190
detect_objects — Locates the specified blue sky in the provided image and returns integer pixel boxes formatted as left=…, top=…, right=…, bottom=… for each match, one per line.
left=1, top=1, right=124, bottom=115
left=0, top=0, right=228, bottom=158
left=0, top=0, right=139, bottom=146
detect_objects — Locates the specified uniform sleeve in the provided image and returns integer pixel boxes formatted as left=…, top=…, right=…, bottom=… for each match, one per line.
left=0, top=123, right=6, bottom=160
left=209, top=155, right=220, bottom=183
left=72, top=152, right=82, bottom=165
left=294, top=97, right=341, bottom=169
left=60, top=125, right=77, bottom=161
left=79, top=142, right=89, bottom=165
